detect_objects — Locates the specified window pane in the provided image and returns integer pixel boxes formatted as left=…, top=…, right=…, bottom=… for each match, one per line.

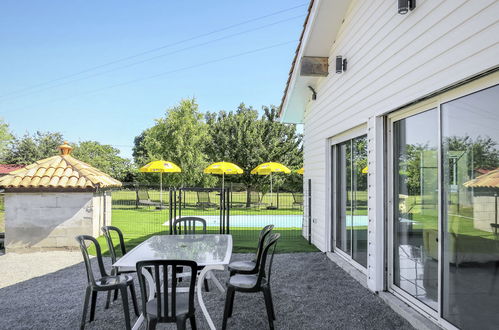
left=352, top=135, right=368, bottom=267
left=393, top=109, right=438, bottom=309
left=442, top=84, right=499, bottom=329
left=335, top=135, right=367, bottom=267
left=336, top=141, right=351, bottom=254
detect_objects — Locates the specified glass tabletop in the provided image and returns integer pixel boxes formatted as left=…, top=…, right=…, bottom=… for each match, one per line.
left=113, top=234, right=233, bottom=269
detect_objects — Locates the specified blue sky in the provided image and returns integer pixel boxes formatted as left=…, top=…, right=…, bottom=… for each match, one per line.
left=0, top=0, right=306, bottom=159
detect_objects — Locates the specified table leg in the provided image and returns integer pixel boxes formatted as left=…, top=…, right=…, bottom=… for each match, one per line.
left=207, top=270, right=226, bottom=293
left=197, top=265, right=225, bottom=330
left=132, top=315, right=144, bottom=330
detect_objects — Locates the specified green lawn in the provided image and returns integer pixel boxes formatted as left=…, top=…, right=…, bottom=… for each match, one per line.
left=90, top=191, right=317, bottom=255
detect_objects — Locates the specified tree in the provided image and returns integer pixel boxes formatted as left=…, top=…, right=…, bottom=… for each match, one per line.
left=444, top=135, right=499, bottom=171
left=2, top=131, right=64, bottom=165
left=72, top=141, right=133, bottom=182
left=259, top=105, right=303, bottom=191
left=205, top=104, right=303, bottom=204
left=205, top=104, right=263, bottom=191
left=0, top=118, right=13, bottom=161
left=134, top=98, right=215, bottom=187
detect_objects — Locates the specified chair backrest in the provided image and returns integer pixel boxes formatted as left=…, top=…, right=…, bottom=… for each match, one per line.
left=254, top=225, right=274, bottom=265
left=136, top=189, right=151, bottom=202
left=250, top=191, right=261, bottom=203
left=197, top=191, right=211, bottom=203
left=75, top=235, right=108, bottom=286
left=256, top=233, right=280, bottom=288
left=136, top=260, right=197, bottom=322
left=173, top=217, right=207, bottom=235
left=293, top=193, right=303, bottom=204
left=102, top=226, right=127, bottom=264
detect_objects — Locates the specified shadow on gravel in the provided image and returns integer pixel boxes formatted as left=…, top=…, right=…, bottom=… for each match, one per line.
left=0, top=253, right=414, bottom=330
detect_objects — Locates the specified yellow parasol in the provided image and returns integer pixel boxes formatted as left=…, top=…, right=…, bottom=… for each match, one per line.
left=204, top=162, right=243, bottom=192
left=296, top=167, right=304, bottom=175
left=139, top=160, right=181, bottom=205
left=251, top=162, right=291, bottom=208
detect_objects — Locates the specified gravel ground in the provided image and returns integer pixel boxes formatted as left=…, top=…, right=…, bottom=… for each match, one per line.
left=0, top=252, right=414, bottom=329
left=0, top=251, right=82, bottom=289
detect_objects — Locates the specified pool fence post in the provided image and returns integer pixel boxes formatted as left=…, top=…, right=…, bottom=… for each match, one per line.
left=308, top=179, right=312, bottom=245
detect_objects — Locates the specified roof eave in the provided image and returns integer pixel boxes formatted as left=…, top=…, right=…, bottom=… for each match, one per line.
left=279, top=0, right=351, bottom=123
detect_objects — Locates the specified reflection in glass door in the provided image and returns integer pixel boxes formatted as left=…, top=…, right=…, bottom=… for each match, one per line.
left=441, top=84, right=499, bottom=329
left=334, top=135, right=368, bottom=267
left=393, top=110, right=439, bottom=310
left=391, top=82, right=499, bottom=327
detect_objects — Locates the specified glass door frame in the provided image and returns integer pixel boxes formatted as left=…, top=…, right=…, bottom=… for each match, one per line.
left=386, top=101, right=442, bottom=322
left=329, top=125, right=368, bottom=274
left=386, top=72, right=499, bottom=329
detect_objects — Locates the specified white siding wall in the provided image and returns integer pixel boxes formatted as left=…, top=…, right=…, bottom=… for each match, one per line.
left=304, top=0, right=499, bottom=254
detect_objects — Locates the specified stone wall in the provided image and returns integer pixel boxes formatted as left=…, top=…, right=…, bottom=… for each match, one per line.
left=4, top=192, right=111, bottom=252
left=473, top=195, right=498, bottom=233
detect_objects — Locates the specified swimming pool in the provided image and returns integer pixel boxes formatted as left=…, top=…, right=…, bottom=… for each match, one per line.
left=165, top=214, right=370, bottom=228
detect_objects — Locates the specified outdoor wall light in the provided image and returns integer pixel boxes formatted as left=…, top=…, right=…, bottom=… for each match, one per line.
left=335, top=56, right=347, bottom=74
left=398, top=0, right=416, bottom=15
left=308, top=86, right=317, bottom=100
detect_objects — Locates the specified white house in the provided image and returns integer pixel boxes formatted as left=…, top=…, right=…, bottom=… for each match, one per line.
left=280, top=0, right=499, bottom=329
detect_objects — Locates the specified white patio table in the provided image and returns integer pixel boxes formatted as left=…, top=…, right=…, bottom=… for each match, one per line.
left=113, top=234, right=233, bottom=330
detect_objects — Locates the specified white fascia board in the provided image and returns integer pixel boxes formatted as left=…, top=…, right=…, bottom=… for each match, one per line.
left=280, top=0, right=351, bottom=124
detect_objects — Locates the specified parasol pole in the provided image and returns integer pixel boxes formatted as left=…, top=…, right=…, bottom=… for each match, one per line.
left=270, top=172, right=273, bottom=207
left=159, top=172, right=163, bottom=205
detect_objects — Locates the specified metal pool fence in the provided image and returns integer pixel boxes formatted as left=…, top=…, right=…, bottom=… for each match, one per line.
left=110, top=183, right=304, bottom=242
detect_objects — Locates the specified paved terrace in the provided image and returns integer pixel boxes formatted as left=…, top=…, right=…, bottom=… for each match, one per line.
left=0, top=252, right=413, bottom=329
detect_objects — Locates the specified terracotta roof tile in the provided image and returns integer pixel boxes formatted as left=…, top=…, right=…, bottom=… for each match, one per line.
left=30, top=177, right=41, bottom=187
left=67, top=177, right=78, bottom=187
left=0, top=143, right=122, bottom=190
left=464, top=168, right=499, bottom=189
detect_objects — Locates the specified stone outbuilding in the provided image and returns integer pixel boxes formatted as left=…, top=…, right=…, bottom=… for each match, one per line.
left=0, top=143, right=121, bottom=252
left=464, top=168, right=499, bottom=233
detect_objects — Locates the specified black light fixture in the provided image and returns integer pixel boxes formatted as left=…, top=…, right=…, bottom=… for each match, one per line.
left=308, top=86, right=317, bottom=100
left=336, top=56, right=347, bottom=74
left=398, top=0, right=416, bottom=15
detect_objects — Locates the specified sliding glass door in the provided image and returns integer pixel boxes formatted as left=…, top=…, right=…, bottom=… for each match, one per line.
left=390, top=82, right=499, bottom=328
left=334, top=135, right=368, bottom=268
left=392, top=109, right=439, bottom=309
left=441, top=84, right=499, bottom=329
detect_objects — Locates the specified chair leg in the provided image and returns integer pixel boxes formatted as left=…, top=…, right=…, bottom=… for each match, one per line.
left=176, top=315, right=187, bottom=330
left=120, top=287, right=131, bottom=330
left=105, top=290, right=112, bottom=309
left=147, top=317, right=157, bottom=330
left=204, top=278, right=210, bottom=292
left=129, top=283, right=140, bottom=316
left=189, top=315, right=197, bottom=330
left=114, top=288, right=119, bottom=301
left=228, top=289, right=236, bottom=317
left=262, top=288, right=275, bottom=330
left=222, top=287, right=234, bottom=330
left=89, top=291, right=98, bottom=322
left=80, top=287, right=91, bottom=330
left=267, top=286, right=276, bottom=320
